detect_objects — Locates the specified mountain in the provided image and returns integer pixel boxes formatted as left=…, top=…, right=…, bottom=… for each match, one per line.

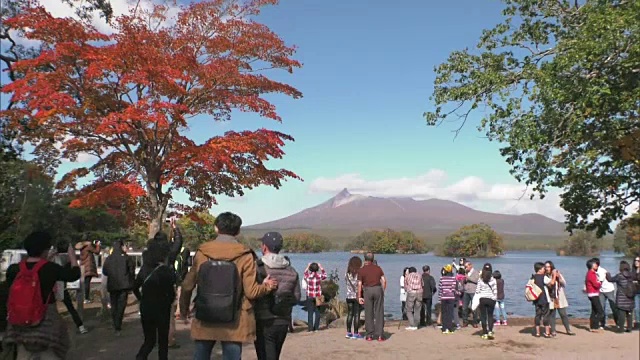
left=245, top=188, right=567, bottom=236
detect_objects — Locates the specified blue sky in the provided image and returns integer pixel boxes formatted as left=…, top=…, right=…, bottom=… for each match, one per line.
left=4, top=0, right=576, bottom=225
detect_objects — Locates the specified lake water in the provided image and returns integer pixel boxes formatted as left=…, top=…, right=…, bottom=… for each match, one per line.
left=284, top=250, right=630, bottom=321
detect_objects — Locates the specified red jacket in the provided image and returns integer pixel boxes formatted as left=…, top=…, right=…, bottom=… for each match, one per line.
left=585, top=270, right=601, bottom=296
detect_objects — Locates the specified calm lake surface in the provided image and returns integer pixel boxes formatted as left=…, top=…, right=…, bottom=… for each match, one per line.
left=284, top=250, right=629, bottom=321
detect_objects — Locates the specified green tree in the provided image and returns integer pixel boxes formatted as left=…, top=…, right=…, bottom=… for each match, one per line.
left=557, top=230, right=601, bottom=256
left=283, top=233, right=332, bottom=253
left=613, top=221, right=629, bottom=255
left=613, top=213, right=640, bottom=257
left=176, top=212, right=217, bottom=250
left=441, top=224, right=504, bottom=257
left=425, top=0, right=640, bottom=237
left=346, top=229, right=429, bottom=254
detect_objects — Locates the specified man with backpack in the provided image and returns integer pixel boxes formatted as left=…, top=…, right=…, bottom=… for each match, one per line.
left=102, top=240, right=136, bottom=335
left=254, top=232, right=301, bottom=360
left=4, top=231, right=81, bottom=359
left=179, top=212, right=278, bottom=360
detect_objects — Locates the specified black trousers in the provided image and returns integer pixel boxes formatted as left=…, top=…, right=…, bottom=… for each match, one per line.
left=588, top=296, right=604, bottom=330
left=110, top=290, right=128, bottom=331
left=84, top=276, right=94, bottom=301
left=137, top=304, right=170, bottom=360
left=440, top=299, right=455, bottom=332
left=615, top=309, right=632, bottom=331
left=62, top=289, right=83, bottom=328
left=420, top=297, right=433, bottom=325
left=478, top=298, right=496, bottom=334
left=255, top=320, right=289, bottom=360
left=346, top=298, right=361, bottom=333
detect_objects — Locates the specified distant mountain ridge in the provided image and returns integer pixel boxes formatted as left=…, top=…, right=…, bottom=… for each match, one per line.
left=246, top=188, right=566, bottom=236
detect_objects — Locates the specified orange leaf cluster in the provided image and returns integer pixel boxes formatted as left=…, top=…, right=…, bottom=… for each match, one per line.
left=2, top=0, right=302, bottom=216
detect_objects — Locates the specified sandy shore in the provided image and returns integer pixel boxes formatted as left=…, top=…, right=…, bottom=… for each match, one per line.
left=65, top=302, right=639, bottom=360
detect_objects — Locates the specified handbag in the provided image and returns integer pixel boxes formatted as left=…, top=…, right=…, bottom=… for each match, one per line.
left=315, top=295, right=325, bottom=307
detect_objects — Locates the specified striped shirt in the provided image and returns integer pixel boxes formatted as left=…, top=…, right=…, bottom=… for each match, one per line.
left=439, top=275, right=457, bottom=300
left=475, top=277, right=497, bottom=301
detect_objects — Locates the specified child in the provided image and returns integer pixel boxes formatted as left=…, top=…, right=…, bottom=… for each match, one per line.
left=493, top=270, right=507, bottom=325
left=455, top=267, right=466, bottom=328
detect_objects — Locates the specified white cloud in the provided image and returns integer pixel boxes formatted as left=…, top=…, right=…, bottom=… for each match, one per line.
left=309, top=170, right=568, bottom=220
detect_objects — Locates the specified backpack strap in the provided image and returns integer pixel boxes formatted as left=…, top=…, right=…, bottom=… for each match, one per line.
left=19, top=259, right=48, bottom=274
left=143, top=264, right=164, bottom=285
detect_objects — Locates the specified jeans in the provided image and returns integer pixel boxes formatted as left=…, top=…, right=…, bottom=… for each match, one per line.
left=62, top=289, right=83, bottom=328
left=420, top=297, right=433, bottom=325
left=346, top=298, right=361, bottom=333
left=405, top=291, right=422, bottom=328
left=493, top=300, right=507, bottom=322
left=600, top=291, right=617, bottom=327
left=194, top=340, right=242, bottom=360
left=478, top=298, right=496, bottom=334
left=462, top=293, right=478, bottom=325
left=550, top=307, right=572, bottom=334
left=588, top=296, right=604, bottom=330
left=440, top=300, right=455, bottom=332
left=534, top=303, right=550, bottom=326
left=306, top=298, right=321, bottom=331
left=136, top=304, right=170, bottom=360
left=255, top=320, right=289, bottom=360
left=109, top=290, right=129, bottom=331
left=635, top=294, right=640, bottom=324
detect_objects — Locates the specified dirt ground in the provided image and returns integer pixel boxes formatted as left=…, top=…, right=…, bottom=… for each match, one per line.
left=66, top=302, right=639, bottom=360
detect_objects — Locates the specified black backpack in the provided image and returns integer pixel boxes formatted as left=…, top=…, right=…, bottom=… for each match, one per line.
left=194, top=251, right=247, bottom=324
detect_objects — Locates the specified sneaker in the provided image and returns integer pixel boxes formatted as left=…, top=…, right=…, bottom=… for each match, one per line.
left=405, top=326, right=418, bottom=331
left=481, top=334, right=489, bottom=340
left=487, top=331, right=495, bottom=340
left=365, top=336, right=373, bottom=342
left=78, top=326, right=88, bottom=334
left=377, top=336, right=386, bottom=342
left=442, top=329, right=451, bottom=334
left=503, top=321, right=508, bottom=326
left=494, top=321, right=501, bottom=326
left=83, top=300, right=92, bottom=304
left=346, top=332, right=353, bottom=339
left=115, top=331, right=121, bottom=337
left=352, top=333, right=363, bottom=339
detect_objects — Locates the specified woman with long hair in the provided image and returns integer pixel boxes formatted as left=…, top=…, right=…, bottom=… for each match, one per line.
left=400, top=267, right=409, bottom=321
left=474, top=263, right=497, bottom=340
left=545, top=261, right=574, bottom=336
left=632, top=255, right=640, bottom=329
left=345, top=256, right=363, bottom=339
left=610, top=261, right=636, bottom=332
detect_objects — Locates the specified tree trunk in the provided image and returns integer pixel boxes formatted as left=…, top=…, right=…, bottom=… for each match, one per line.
left=145, top=178, right=168, bottom=240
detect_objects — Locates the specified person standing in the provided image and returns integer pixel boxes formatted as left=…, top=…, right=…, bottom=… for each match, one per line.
left=633, top=256, right=640, bottom=329
left=462, top=261, right=480, bottom=327
left=254, top=232, right=301, bottom=360
left=179, top=212, right=278, bottom=360
left=420, top=265, right=437, bottom=326
left=79, top=239, right=101, bottom=304
left=492, top=270, right=507, bottom=326
left=133, top=240, right=176, bottom=360
left=544, top=261, right=574, bottom=336
left=400, top=268, right=409, bottom=321
left=438, top=265, right=457, bottom=334
left=357, top=252, right=387, bottom=342
left=303, top=262, right=327, bottom=332
left=610, top=261, right=636, bottom=333
left=345, top=256, right=363, bottom=339
left=474, top=263, right=497, bottom=340
left=403, top=267, right=422, bottom=330
left=102, top=240, right=135, bottom=335
left=585, top=259, right=604, bottom=332
left=533, top=262, right=552, bottom=337
left=593, top=258, right=617, bottom=329
left=51, top=247, right=89, bottom=334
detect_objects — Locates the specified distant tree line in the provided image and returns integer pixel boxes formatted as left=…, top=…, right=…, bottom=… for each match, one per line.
left=439, top=223, right=504, bottom=258
left=344, top=229, right=430, bottom=254
left=556, top=230, right=602, bottom=257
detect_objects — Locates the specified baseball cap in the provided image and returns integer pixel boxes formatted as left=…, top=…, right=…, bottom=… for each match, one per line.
left=260, top=232, right=283, bottom=253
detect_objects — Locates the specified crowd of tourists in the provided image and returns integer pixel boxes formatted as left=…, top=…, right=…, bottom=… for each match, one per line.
left=0, top=211, right=639, bottom=359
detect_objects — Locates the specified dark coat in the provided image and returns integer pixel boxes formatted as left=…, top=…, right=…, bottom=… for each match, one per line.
left=611, top=271, right=635, bottom=311
left=102, top=247, right=135, bottom=292
left=421, top=273, right=437, bottom=299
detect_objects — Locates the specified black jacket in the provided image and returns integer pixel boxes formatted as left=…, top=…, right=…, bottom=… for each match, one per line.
left=133, top=263, right=176, bottom=312
left=102, top=247, right=135, bottom=292
left=422, top=273, right=437, bottom=298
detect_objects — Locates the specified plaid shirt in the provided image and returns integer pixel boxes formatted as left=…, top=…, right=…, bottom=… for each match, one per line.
left=304, top=269, right=327, bottom=298
left=404, top=272, right=422, bottom=292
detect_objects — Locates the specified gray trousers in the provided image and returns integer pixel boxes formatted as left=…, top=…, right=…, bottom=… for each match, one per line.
left=364, top=286, right=385, bottom=338
left=405, top=291, right=422, bottom=327
left=600, top=291, right=617, bottom=326
left=551, top=307, right=572, bottom=334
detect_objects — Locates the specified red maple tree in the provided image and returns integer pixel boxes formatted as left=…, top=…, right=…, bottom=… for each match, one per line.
left=2, top=0, right=302, bottom=237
